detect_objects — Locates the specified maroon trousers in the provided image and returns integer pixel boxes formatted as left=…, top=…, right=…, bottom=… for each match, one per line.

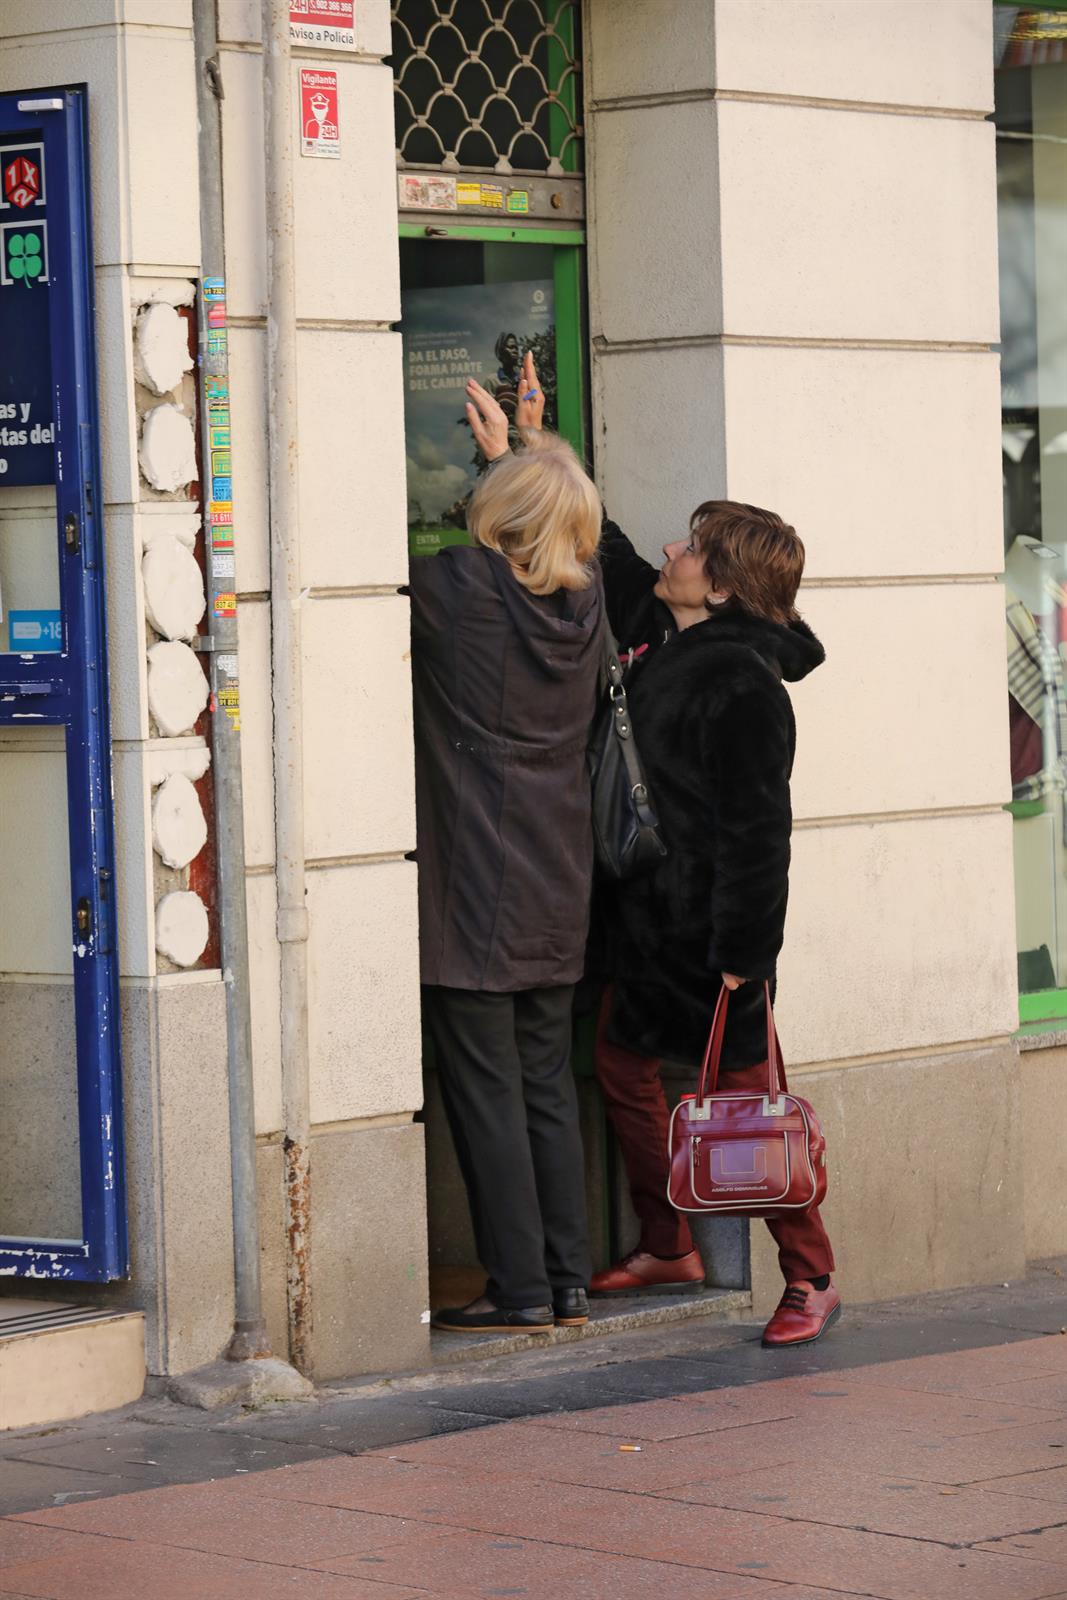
left=595, top=992, right=835, bottom=1285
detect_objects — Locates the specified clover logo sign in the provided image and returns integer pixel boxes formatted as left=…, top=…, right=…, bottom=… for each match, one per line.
left=2, top=228, right=45, bottom=287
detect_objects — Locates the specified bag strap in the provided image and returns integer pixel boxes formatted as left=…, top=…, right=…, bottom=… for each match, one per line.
left=696, top=981, right=789, bottom=1103
left=764, top=984, right=788, bottom=1101
left=598, top=624, right=619, bottom=694
left=696, top=985, right=730, bottom=1102
left=601, top=630, right=659, bottom=831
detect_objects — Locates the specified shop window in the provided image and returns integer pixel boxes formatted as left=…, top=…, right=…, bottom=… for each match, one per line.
left=995, top=5, right=1067, bottom=1020
left=391, top=0, right=582, bottom=174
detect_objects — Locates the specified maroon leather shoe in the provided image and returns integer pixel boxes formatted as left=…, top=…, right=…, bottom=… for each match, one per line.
left=590, top=1248, right=705, bottom=1296
left=762, top=1281, right=842, bottom=1347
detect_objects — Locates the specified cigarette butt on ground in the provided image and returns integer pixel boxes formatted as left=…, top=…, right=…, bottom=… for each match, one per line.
left=618, top=1444, right=642, bottom=1452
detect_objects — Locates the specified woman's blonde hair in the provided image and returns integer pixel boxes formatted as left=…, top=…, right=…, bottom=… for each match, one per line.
left=468, top=430, right=601, bottom=595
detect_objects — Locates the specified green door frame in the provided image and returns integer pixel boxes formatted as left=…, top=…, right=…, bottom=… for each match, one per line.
left=401, top=216, right=615, bottom=1257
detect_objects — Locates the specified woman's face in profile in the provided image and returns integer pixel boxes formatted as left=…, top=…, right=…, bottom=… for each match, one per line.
left=654, top=535, right=714, bottom=610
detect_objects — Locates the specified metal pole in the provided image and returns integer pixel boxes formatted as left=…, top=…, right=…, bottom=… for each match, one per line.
left=262, top=0, right=313, bottom=1374
left=193, top=0, right=270, bottom=1363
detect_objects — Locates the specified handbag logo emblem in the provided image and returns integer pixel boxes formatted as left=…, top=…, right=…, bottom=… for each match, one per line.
left=710, top=1144, right=768, bottom=1188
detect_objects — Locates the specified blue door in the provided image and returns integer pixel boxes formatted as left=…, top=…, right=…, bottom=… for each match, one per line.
left=0, top=88, right=126, bottom=1281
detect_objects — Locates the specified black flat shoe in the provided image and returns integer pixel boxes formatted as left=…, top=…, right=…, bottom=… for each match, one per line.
left=431, top=1296, right=554, bottom=1334
left=553, top=1288, right=589, bottom=1327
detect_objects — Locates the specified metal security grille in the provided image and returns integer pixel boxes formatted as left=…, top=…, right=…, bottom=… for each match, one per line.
left=391, top=0, right=583, bottom=176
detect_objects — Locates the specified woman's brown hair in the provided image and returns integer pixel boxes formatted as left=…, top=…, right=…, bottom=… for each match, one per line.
left=690, top=500, right=805, bottom=625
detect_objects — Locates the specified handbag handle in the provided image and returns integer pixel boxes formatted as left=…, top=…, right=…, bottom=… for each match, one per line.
left=601, top=631, right=662, bottom=834
left=696, top=981, right=788, bottom=1103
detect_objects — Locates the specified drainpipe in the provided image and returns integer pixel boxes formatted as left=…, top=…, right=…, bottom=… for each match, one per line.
left=261, top=0, right=313, bottom=1374
left=193, top=0, right=270, bottom=1364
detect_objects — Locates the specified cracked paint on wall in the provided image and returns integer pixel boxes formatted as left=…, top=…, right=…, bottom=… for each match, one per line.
left=152, top=772, right=208, bottom=870
left=134, top=302, right=194, bottom=396
left=155, top=889, right=210, bottom=968
left=139, top=403, right=197, bottom=493
left=142, top=536, right=206, bottom=642
left=146, top=640, right=209, bottom=737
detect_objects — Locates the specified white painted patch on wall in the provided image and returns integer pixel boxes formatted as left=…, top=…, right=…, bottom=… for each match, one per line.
left=147, top=743, right=211, bottom=788
left=155, top=890, right=210, bottom=968
left=134, top=303, right=194, bottom=396
left=146, top=640, right=209, bottom=737
left=140, top=511, right=200, bottom=552
left=142, top=536, right=206, bottom=641
left=139, top=404, right=197, bottom=492
left=152, top=772, right=208, bottom=870
left=129, top=277, right=196, bottom=310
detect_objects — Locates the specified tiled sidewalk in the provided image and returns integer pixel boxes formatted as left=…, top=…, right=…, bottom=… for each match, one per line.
left=3, top=1334, right=1067, bottom=1598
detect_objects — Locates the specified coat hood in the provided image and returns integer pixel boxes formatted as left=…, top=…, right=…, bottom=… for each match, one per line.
left=687, top=602, right=825, bottom=684
left=477, top=545, right=603, bottom=682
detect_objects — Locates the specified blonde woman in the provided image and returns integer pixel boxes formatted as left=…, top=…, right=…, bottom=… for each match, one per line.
left=412, top=373, right=603, bottom=1335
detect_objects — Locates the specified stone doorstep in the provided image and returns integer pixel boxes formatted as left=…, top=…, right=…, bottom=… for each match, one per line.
left=136, top=1288, right=753, bottom=1416
left=0, top=1304, right=146, bottom=1434
left=428, top=1286, right=752, bottom=1367
left=0, top=1290, right=749, bottom=1432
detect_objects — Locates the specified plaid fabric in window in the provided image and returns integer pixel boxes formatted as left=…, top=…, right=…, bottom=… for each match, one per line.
left=1007, top=598, right=1067, bottom=800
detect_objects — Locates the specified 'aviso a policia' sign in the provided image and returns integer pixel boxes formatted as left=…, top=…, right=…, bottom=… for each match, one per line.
left=0, top=136, right=55, bottom=485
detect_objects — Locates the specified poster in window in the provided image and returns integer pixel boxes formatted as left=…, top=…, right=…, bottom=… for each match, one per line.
left=401, top=279, right=555, bottom=556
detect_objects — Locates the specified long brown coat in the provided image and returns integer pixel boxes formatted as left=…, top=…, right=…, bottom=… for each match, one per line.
left=410, top=544, right=603, bottom=991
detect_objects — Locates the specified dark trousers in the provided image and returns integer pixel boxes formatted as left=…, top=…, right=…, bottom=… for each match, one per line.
left=424, top=984, right=592, bottom=1309
left=595, top=990, right=835, bottom=1285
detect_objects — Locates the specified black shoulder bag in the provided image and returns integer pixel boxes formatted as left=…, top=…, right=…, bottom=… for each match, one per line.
left=589, top=631, right=668, bottom=879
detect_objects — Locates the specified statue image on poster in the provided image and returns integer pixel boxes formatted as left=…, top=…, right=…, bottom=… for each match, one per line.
left=401, top=279, right=555, bottom=554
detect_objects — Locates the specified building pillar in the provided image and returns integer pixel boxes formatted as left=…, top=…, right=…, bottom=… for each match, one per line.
left=218, top=0, right=429, bottom=1379
left=585, top=0, right=1024, bottom=1310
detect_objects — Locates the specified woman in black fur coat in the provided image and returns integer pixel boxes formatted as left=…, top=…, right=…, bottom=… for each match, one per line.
left=591, top=501, right=841, bottom=1349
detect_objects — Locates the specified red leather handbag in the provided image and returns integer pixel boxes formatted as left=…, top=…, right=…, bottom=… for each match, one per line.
left=667, top=983, right=827, bottom=1218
